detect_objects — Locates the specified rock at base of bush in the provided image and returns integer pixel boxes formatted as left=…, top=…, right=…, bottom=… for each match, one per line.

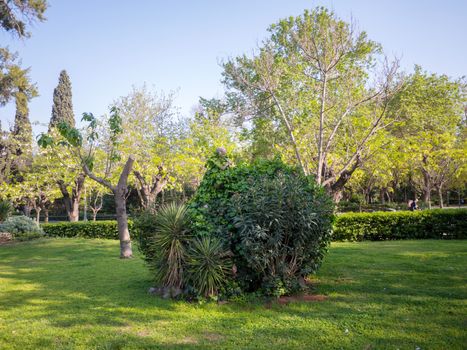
left=0, top=232, right=13, bottom=244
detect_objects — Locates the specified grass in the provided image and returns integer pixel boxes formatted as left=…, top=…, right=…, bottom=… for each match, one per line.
left=0, top=239, right=466, bottom=350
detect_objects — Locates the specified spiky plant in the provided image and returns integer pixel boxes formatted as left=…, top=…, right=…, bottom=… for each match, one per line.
left=187, top=237, right=231, bottom=297
left=0, top=200, right=12, bottom=223
left=151, top=203, right=190, bottom=289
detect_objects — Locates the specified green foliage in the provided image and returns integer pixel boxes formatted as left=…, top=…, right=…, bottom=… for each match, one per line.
left=231, top=171, right=334, bottom=295
left=0, top=0, right=47, bottom=38
left=333, top=209, right=467, bottom=241
left=0, top=200, right=12, bottom=222
left=0, top=215, right=44, bottom=240
left=41, top=220, right=132, bottom=239
left=49, top=70, right=75, bottom=130
left=188, top=152, right=334, bottom=296
left=186, top=236, right=232, bottom=298
left=146, top=203, right=190, bottom=289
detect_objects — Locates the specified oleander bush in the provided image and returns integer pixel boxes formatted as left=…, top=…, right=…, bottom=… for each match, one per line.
left=0, top=215, right=44, bottom=241
left=333, top=209, right=467, bottom=241
left=42, top=220, right=132, bottom=239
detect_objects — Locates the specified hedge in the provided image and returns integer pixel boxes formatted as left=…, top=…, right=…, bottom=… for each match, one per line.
left=40, top=209, right=466, bottom=242
left=333, top=209, right=467, bottom=241
left=41, top=220, right=133, bottom=239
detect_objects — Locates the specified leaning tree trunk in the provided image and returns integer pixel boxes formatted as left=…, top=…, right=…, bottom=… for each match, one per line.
left=114, top=187, right=132, bottom=258
left=83, top=156, right=135, bottom=258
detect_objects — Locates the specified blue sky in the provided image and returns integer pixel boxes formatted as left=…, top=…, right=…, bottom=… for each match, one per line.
left=1, top=0, right=466, bottom=135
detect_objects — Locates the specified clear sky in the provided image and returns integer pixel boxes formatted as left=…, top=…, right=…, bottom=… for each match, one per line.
left=1, top=0, right=466, bottom=135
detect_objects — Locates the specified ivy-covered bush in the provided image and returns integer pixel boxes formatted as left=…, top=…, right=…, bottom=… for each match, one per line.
left=188, top=152, right=334, bottom=296
left=0, top=215, right=44, bottom=241
left=333, top=209, right=467, bottom=241
left=42, top=220, right=132, bottom=239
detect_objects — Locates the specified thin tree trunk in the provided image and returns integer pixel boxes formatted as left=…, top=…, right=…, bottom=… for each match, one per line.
left=35, top=208, right=41, bottom=223
left=317, top=74, right=327, bottom=184
left=44, top=209, right=49, bottom=223
left=438, top=185, right=444, bottom=208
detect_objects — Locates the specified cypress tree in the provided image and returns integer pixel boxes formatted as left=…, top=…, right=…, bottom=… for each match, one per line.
left=49, top=70, right=75, bottom=130
left=11, top=89, right=33, bottom=174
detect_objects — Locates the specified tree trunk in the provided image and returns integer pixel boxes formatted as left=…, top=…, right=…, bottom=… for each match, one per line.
left=114, top=188, right=132, bottom=258
left=44, top=209, right=49, bottom=223
left=83, top=156, right=135, bottom=258
left=35, top=208, right=41, bottom=223
left=58, top=174, right=85, bottom=222
left=438, top=185, right=444, bottom=208
left=70, top=199, right=80, bottom=221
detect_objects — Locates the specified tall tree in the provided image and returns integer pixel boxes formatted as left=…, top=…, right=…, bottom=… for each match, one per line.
left=49, top=70, right=75, bottom=129
left=222, top=7, right=402, bottom=201
left=47, top=70, right=84, bottom=221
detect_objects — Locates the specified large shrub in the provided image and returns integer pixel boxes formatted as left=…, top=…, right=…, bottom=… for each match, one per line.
left=188, top=153, right=334, bottom=296
left=333, top=209, right=467, bottom=241
left=0, top=215, right=44, bottom=241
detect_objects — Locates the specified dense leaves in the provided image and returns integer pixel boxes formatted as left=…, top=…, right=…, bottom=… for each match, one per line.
left=333, top=209, right=467, bottom=241
left=188, top=152, right=334, bottom=296
left=0, top=215, right=44, bottom=240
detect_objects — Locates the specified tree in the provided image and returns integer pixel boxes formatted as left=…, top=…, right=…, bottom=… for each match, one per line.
left=0, top=0, right=48, bottom=38
left=39, top=107, right=135, bottom=258
left=222, top=7, right=402, bottom=201
left=1, top=154, right=61, bottom=222
left=49, top=70, right=75, bottom=129
left=388, top=67, right=466, bottom=208
left=113, top=86, right=178, bottom=210
left=47, top=70, right=85, bottom=221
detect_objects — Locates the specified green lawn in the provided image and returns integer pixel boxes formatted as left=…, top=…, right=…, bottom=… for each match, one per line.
left=0, top=239, right=466, bottom=350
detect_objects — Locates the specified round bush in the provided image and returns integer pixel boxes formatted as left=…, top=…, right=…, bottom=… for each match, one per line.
left=188, top=153, right=334, bottom=296
left=0, top=215, right=45, bottom=241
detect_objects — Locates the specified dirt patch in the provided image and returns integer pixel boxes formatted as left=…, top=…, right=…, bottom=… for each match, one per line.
left=136, top=329, right=151, bottom=337
left=179, top=336, right=198, bottom=345
left=203, top=332, right=224, bottom=341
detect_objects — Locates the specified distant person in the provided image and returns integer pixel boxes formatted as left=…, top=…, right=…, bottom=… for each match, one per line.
left=410, top=199, right=418, bottom=211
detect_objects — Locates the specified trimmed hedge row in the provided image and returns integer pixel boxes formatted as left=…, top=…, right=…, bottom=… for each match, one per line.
left=41, top=209, right=466, bottom=242
left=333, top=209, right=467, bottom=241
left=41, top=220, right=133, bottom=239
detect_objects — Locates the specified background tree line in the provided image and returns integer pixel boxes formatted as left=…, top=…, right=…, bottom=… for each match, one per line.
left=1, top=5, right=466, bottom=230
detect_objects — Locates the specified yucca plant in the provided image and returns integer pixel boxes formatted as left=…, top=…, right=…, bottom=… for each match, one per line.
left=150, top=202, right=190, bottom=289
left=187, top=236, right=231, bottom=298
left=0, top=200, right=12, bottom=223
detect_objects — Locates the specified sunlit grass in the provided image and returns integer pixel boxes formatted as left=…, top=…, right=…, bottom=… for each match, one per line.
left=0, top=239, right=466, bottom=349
